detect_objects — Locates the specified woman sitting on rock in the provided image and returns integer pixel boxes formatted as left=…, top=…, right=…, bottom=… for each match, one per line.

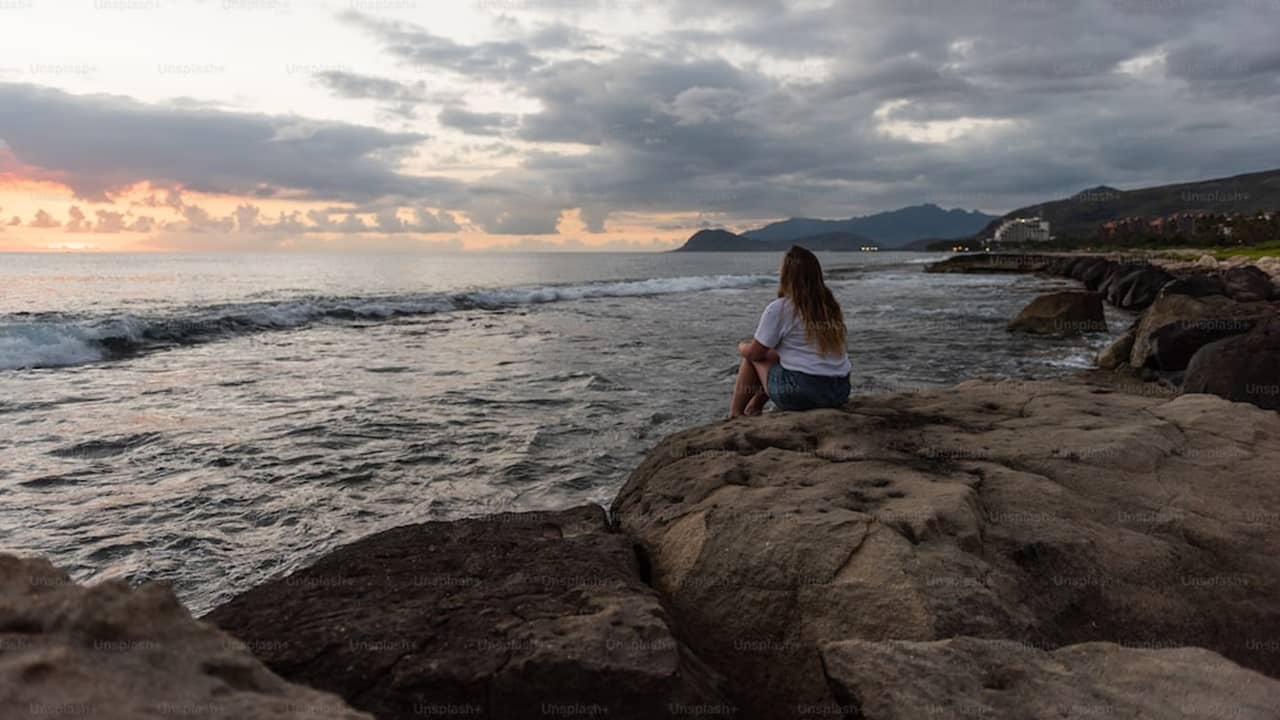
left=730, top=245, right=852, bottom=417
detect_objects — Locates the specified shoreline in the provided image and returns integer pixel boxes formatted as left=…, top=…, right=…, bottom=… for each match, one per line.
left=10, top=377, right=1277, bottom=719
left=929, top=251, right=1279, bottom=406
left=5, top=253, right=1279, bottom=719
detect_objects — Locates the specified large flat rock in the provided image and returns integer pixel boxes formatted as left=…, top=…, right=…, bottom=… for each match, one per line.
left=0, top=555, right=368, bottom=720
left=822, top=637, right=1280, bottom=720
left=612, top=379, right=1280, bottom=718
left=206, top=505, right=728, bottom=720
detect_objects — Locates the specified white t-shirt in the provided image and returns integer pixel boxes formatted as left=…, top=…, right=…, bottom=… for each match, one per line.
left=753, top=297, right=852, bottom=377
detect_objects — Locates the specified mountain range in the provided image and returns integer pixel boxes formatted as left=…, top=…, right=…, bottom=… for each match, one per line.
left=978, top=167, right=1280, bottom=240
left=673, top=167, right=1280, bottom=253
left=743, top=204, right=998, bottom=247
left=672, top=204, right=998, bottom=252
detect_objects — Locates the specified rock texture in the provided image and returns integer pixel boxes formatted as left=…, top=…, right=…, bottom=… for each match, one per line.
left=206, top=505, right=728, bottom=720
left=1224, top=266, right=1277, bottom=302
left=0, top=555, right=368, bottom=720
left=1007, top=291, right=1107, bottom=335
left=611, top=379, right=1280, bottom=718
left=1101, top=263, right=1173, bottom=308
left=1128, top=293, right=1276, bottom=370
left=927, top=254, right=1280, bottom=399
left=1185, top=319, right=1280, bottom=410
left=821, top=637, right=1280, bottom=720
left=929, top=252, right=1276, bottom=309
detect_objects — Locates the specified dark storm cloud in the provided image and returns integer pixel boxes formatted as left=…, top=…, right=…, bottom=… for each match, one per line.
left=1163, top=38, right=1280, bottom=97
left=338, top=0, right=1280, bottom=225
left=0, top=82, right=463, bottom=203
left=11, top=0, right=1280, bottom=240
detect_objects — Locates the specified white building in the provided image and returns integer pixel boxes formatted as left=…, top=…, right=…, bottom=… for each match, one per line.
left=993, top=217, right=1051, bottom=244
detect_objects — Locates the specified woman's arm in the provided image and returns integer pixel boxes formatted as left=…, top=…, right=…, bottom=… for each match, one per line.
left=738, top=338, right=771, bottom=361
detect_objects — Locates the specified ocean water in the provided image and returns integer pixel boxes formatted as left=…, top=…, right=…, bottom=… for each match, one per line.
left=0, top=251, right=1133, bottom=613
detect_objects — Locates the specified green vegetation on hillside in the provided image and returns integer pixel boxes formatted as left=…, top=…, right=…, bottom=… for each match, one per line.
left=1213, top=240, right=1280, bottom=260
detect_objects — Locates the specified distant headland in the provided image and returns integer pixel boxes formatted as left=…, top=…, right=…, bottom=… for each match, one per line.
left=671, top=203, right=997, bottom=252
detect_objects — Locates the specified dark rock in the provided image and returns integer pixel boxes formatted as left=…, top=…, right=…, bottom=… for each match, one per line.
left=1160, top=272, right=1228, bottom=299
left=1066, top=256, right=1102, bottom=280
left=1110, top=267, right=1172, bottom=309
left=1224, top=266, right=1276, bottom=302
left=1096, top=262, right=1140, bottom=300
left=1080, top=259, right=1117, bottom=290
left=0, top=555, right=369, bottom=720
left=613, top=381, right=1280, bottom=718
left=205, top=506, right=729, bottom=720
left=1007, top=291, right=1107, bottom=335
left=1129, top=293, right=1275, bottom=370
left=821, top=637, right=1280, bottom=720
left=1184, top=319, right=1280, bottom=410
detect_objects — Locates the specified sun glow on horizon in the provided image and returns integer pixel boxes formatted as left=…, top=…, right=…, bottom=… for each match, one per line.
left=0, top=178, right=694, bottom=252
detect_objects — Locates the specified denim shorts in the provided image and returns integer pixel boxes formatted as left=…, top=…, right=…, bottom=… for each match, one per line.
left=767, top=364, right=851, bottom=411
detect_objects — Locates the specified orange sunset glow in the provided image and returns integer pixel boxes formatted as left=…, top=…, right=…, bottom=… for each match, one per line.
left=0, top=177, right=697, bottom=252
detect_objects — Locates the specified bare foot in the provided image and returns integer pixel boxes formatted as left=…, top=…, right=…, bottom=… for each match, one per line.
left=744, top=394, right=768, bottom=416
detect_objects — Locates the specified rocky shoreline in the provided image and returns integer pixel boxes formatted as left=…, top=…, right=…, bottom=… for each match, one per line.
left=4, top=253, right=1280, bottom=719
left=931, top=252, right=1280, bottom=409
left=7, top=379, right=1280, bottom=718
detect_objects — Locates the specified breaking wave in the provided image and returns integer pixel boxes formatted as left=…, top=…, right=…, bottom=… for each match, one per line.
left=0, top=273, right=770, bottom=370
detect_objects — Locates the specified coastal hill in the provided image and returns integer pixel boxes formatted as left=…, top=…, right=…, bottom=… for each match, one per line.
left=672, top=228, right=874, bottom=252
left=673, top=228, right=767, bottom=252
left=744, top=203, right=998, bottom=248
left=979, top=167, right=1280, bottom=240
left=672, top=203, right=999, bottom=252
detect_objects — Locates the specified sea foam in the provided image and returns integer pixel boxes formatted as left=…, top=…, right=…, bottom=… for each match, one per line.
left=0, top=274, right=771, bottom=370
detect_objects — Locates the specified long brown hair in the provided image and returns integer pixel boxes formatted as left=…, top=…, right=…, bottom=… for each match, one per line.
left=778, top=245, right=846, bottom=356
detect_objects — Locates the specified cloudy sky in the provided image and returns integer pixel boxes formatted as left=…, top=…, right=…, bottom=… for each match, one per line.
left=1, top=0, right=1277, bottom=251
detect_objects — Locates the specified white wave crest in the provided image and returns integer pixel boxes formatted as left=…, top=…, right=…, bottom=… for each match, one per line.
left=463, top=274, right=769, bottom=307
left=1, top=274, right=768, bottom=371
left=0, top=317, right=145, bottom=370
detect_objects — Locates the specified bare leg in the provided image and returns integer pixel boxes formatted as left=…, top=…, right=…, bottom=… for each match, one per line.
left=730, top=357, right=762, bottom=418
left=731, top=351, right=780, bottom=418
left=744, top=351, right=780, bottom=415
